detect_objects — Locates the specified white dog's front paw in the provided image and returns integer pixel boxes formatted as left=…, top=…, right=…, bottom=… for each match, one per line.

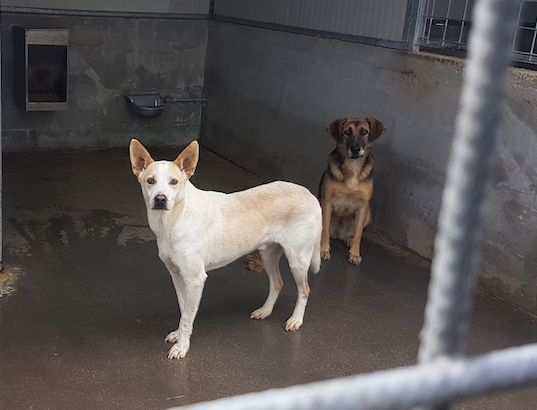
left=285, top=315, right=303, bottom=332
left=165, top=329, right=180, bottom=344
left=168, top=339, right=190, bottom=360
left=250, top=306, right=272, bottom=320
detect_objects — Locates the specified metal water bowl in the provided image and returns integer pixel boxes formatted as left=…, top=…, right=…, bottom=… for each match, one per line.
left=124, top=93, right=165, bottom=118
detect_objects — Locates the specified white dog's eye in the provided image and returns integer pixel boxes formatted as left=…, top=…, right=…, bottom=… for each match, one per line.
left=170, top=178, right=178, bottom=186
left=147, top=177, right=156, bottom=185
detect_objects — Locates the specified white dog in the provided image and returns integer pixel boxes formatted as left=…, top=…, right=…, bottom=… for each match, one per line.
left=129, top=139, right=322, bottom=359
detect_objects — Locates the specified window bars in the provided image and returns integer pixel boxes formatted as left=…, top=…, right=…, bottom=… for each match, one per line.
left=173, top=1, right=537, bottom=409
left=420, top=0, right=537, bottom=65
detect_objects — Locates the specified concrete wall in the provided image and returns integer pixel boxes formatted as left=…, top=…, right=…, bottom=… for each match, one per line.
left=204, top=21, right=537, bottom=313
left=1, top=12, right=207, bottom=151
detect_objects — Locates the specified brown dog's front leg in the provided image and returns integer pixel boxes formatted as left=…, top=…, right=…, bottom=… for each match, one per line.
left=329, top=161, right=344, bottom=182
left=321, top=201, right=333, bottom=260
left=349, top=206, right=367, bottom=265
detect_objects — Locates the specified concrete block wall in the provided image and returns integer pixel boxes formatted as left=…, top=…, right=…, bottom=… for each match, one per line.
left=204, top=21, right=537, bottom=313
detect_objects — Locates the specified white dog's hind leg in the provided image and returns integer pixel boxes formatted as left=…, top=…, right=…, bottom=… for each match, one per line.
left=250, top=245, right=283, bottom=320
left=284, top=248, right=311, bottom=332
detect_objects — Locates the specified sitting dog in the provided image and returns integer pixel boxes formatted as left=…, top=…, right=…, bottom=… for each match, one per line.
left=246, top=117, right=384, bottom=272
left=129, top=139, right=322, bottom=359
left=319, top=117, right=384, bottom=265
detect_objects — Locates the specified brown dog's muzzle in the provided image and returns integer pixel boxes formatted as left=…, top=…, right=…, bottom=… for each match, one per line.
left=349, top=144, right=365, bottom=159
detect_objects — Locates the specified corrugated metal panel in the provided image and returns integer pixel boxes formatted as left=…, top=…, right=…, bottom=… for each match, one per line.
left=1, top=0, right=210, bottom=15
left=214, top=0, right=409, bottom=42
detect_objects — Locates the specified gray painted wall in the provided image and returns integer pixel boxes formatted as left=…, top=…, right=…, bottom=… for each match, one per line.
left=204, top=21, right=537, bottom=313
left=2, top=13, right=207, bottom=151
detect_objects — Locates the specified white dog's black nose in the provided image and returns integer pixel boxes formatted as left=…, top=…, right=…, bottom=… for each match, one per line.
left=153, top=194, right=168, bottom=210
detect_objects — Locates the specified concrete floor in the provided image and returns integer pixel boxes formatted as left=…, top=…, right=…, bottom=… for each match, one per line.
left=1, top=147, right=537, bottom=410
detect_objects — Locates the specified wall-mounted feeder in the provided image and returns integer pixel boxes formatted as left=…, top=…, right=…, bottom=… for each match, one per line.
left=124, top=93, right=165, bottom=118
left=14, top=27, right=69, bottom=111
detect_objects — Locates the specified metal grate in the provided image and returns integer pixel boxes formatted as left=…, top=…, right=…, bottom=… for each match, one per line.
left=419, top=0, right=537, bottom=65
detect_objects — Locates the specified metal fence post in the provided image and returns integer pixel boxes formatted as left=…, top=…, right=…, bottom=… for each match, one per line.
left=417, top=0, right=521, bottom=408
left=0, top=25, right=3, bottom=272
left=403, top=0, right=427, bottom=51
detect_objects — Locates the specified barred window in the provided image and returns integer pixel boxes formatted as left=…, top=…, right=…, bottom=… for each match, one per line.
left=419, top=0, right=537, bottom=66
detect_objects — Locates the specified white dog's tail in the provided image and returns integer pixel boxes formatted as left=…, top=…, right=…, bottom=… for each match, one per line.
left=310, top=234, right=321, bottom=274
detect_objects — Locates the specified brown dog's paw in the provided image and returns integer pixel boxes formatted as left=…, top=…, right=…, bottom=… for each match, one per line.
left=348, top=252, right=362, bottom=265
left=245, top=252, right=264, bottom=273
left=320, top=246, right=331, bottom=261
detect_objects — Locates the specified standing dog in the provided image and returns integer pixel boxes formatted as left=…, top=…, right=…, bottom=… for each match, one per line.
left=319, top=117, right=384, bottom=265
left=129, top=139, right=322, bottom=359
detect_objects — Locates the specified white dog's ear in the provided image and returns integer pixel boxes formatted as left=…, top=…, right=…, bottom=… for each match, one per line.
left=175, top=140, right=199, bottom=178
left=129, top=139, right=154, bottom=177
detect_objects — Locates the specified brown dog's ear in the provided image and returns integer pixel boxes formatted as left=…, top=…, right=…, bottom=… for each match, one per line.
left=366, top=117, right=384, bottom=142
left=328, top=118, right=347, bottom=142
left=129, top=139, right=154, bottom=177
left=175, top=140, right=199, bottom=178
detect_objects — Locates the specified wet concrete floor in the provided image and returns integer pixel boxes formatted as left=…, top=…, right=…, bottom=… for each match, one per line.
left=1, top=148, right=536, bottom=410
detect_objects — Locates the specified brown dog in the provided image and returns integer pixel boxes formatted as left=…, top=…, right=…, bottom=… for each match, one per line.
left=246, top=117, right=384, bottom=272
left=319, top=117, right=384, bottom=265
